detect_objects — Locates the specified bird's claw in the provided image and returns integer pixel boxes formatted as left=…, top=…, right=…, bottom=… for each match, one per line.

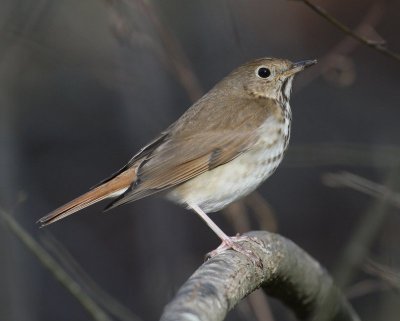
left=206, top=235, right=263, bottom=268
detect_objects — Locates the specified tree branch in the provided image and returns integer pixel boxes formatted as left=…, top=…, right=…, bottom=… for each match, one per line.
left=160, top=231, right=360, bottom=321
left=323, top=171, right=400, bottom=209
left=299, top=0, right=400, bottom=62
left=0, top=207, right=142, bottom=321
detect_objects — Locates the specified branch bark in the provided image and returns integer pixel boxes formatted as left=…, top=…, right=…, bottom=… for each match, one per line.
left=160, top=231, right=360, bottom=321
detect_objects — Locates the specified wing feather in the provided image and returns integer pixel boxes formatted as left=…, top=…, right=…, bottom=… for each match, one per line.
left=105, top=97, right=279, bottom=210
left=105, top=129, right=258, bottom=210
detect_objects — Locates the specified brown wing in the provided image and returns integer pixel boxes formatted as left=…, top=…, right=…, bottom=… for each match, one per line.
left=90, top=131, right=169, bottom=189
left=105, top=96, right=279, bottom=210
left=105, top=128, right=259, bottom=210
left=143, top=130, right=256, bottom=183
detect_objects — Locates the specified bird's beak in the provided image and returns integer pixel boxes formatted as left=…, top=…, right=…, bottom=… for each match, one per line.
left=284, top=59, right=317, bottom=76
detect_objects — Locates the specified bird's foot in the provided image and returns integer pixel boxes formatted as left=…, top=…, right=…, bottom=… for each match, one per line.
left=206, top=234, right=263, bottom=268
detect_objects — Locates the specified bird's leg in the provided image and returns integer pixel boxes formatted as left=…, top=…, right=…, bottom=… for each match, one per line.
left=189, top=203, right=231, bottom=241
left=188, top=203, right=263, bottom=267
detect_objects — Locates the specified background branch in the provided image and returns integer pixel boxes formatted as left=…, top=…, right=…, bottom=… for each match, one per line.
left=0, top=207, right=142, bottom=321
left=331, top=166, right=400, bottom=287
left=299, top=0, right=400, bottom=62
left=160, top=231, right=360, bottom=321
left=323, top=171, right=400, bottom=209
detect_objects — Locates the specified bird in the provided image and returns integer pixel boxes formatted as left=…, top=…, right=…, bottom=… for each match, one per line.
left=38, top=57, right=316, bottom=257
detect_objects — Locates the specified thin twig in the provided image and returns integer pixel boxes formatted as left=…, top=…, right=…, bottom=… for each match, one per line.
left=246, top=290, right=275, bottom=321
left=364, top=259, right=400, bottom=291
left=333, top=166, right=400, bottom=287
left=322, top=171, right=400, bottom=209
left=41, top=233, right=143, bottom=321
left=295, top=2, right=386, bottom=90
left=0, top=208, right=112, bottom=321
left=106, top=0, right=203, bottom=101
left=346, top=279, right=390, bottom=299
left=300, top=0, right=400, bottom=62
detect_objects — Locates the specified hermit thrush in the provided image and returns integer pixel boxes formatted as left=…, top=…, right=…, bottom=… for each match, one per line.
left=39, top=57, right=316, bottom=256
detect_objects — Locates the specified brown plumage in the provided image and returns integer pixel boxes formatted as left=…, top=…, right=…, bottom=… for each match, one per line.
left=38, top=57, right=316, bottom=256
left=39, top=166, right=137, bottom=225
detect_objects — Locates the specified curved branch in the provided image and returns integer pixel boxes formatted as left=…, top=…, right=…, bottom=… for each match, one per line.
left=160, top=231, right=360, bottom=321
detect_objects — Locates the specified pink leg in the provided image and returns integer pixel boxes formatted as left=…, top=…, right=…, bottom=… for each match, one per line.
left=189, top=203, right=263, bottom=267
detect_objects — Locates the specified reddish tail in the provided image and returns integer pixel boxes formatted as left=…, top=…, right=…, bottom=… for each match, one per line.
left=38, top=167, right=136, bottom=226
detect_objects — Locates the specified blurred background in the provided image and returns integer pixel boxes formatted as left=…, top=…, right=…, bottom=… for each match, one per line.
left=0, top=0, right=399, bottom=320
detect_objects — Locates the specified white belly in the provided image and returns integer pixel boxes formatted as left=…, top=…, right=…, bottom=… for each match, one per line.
left=166, top=114, right=291, bottom=213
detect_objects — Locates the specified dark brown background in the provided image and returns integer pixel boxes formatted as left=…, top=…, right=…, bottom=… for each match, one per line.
left=0, top=0, right=399, bottom=320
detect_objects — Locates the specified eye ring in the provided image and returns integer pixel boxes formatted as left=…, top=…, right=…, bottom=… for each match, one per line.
left=257, top=67, right=271, bottom=79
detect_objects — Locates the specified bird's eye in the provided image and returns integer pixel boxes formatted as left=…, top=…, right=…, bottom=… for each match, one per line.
left=257, top=67, right=271, bottom=79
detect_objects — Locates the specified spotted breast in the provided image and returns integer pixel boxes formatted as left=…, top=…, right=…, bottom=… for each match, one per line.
left=166, top=101, right=291, bottom=213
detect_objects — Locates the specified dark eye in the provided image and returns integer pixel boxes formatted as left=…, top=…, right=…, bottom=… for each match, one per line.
left=257, top=67, right=271, bottom=78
